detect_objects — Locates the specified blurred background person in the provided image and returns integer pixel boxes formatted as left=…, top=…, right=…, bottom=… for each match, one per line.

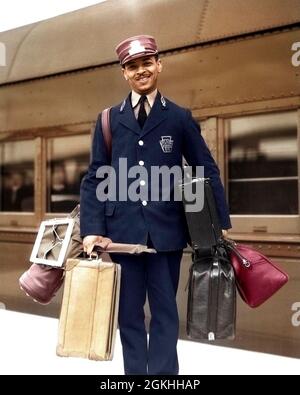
left=50, top=162, right=79, bottom=212
left=1, top=170, right=33, bottom=212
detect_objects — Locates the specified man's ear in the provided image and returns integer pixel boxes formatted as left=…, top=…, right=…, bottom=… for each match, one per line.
left=122, top=67, right=129, bottom=81
left=157, top=58, right=162, bottom=73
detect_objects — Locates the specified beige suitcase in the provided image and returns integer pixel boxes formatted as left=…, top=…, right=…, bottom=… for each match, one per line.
left=56, top=256, right=121, bottom=361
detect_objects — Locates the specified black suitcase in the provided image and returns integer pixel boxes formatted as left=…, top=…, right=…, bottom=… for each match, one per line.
left=180, top=176, right=222, bottom=250
left=181, top=176, right=236, bottom=340
left=186, top=245, right=236, bottom=340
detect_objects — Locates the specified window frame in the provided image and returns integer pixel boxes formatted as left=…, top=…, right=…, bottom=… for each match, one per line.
left=0, top=123, right=91, bottom=229
left=222, top=108, right=300, bottom=236
left=43, top=129, right=92, bottom=219
left=0, top=134, right=39, bottom=228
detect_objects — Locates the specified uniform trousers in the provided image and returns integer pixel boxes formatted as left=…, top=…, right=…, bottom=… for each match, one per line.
left=110, top=237, right=183, bottom=375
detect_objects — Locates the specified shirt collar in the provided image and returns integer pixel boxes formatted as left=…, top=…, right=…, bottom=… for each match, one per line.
left=131, top=89, right=158, bottom=108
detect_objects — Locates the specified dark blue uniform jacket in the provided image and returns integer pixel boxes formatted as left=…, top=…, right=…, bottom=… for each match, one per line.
left=80, top=92, right=231, bottom=251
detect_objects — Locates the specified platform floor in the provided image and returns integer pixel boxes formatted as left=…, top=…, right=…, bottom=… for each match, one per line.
left=0, top=309, right=299, bottom=375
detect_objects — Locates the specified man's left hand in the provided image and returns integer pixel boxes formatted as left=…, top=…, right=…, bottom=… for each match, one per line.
left=222, top=229, right=229, bottom=238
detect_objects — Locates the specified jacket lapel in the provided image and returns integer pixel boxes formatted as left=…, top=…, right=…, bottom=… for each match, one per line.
left=118, top=91, right=168, bottom=137
left=140, top=92, right=168, bottom=138
left=118, top=94, right=141, bottom=136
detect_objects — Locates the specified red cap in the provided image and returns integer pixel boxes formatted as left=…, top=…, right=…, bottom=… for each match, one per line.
left=115, top=35, right=158, bottom=66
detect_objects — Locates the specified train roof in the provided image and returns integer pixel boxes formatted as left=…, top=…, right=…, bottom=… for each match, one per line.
left=0, top=0, right=299, bottom=85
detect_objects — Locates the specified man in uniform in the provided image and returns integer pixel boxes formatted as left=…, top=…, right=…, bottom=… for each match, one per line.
left=80, top=35, right=231, bottom=375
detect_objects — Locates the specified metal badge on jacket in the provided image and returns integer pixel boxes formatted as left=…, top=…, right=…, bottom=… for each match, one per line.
left=160, top=136, right=173, bottom=153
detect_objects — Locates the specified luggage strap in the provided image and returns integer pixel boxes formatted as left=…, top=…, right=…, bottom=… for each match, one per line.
left=101, top=107, right=112, bottom=162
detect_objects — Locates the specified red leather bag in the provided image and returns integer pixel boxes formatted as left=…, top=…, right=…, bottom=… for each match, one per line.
left=19, top=264, right=64, bottom=304
left=224, top=239, right=289, bottom=308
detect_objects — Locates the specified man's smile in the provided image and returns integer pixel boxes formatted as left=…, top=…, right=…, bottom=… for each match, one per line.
left=136, top=74, right=151, bottom=82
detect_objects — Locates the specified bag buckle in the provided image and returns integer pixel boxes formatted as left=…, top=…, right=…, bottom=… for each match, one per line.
left=30, top=218, right=75, bottom=267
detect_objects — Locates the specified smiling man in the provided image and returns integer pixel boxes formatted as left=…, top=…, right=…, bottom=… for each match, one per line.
left=123, top=53, right=162, bottom=94
left=80, top=35, right=231, bottom=375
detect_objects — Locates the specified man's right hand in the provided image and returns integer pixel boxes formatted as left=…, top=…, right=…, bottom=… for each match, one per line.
left=83, top=235, right=112, bottom=255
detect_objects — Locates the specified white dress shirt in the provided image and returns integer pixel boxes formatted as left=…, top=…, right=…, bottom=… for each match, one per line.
left=131, top=89, right=157, bottom=119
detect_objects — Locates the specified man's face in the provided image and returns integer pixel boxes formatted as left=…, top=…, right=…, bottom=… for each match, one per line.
left=122, top=56, right=162, bottom=95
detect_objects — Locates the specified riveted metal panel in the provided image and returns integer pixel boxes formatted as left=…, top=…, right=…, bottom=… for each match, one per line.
left=0, top=0, right=299, bottom=85
left=0, top=24, right=36, bottom=84
left=1, top=29, right=298, bottom=132
left=0, top=0, right=205, bottom=84
left=199, top=0, right=300, bottom=42
left=161, top=29, right=300, bottom=110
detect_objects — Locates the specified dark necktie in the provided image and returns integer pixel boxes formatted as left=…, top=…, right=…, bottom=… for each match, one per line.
left=137, top=95, right=147, bottom=129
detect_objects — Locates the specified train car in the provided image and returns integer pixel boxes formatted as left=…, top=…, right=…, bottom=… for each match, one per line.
left=0, top=0, right=300, bottom=358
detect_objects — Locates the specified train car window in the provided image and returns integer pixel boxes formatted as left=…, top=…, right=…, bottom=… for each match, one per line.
left=46, top=134, right=90, bottom=213
left=0, top=140, right=34, bottom=212
left=227, top=111, right=298, bottom=215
